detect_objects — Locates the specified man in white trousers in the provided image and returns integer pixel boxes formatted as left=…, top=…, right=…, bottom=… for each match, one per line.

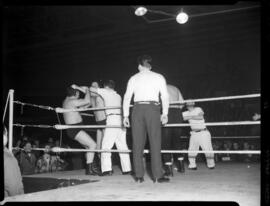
left=182, top=101, right=215, bottom=170
left=89, top=80, right=132, bottom=176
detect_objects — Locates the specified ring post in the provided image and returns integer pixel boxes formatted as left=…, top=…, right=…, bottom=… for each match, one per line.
left=8, top=89, right=14, bottom=152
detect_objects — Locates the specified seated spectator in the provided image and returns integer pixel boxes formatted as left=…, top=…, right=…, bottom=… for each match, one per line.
left=47, top=137, right=55, bottom=147
left=36, top=144, right=68, bottom=173
left=32, top=139, right=41, bottom=159
left=3, top=125, right=24, bottom=197
left=231, top=142, right=241, bottom=162
left=55, top=140, right=60, bottom=147
left=220, top=142, right=232, bottom=162
left=22, top=135, right=30, bottom=142
left=13, top=139, right=22, bottom=156
left=17, top=141, right=37, bottom=175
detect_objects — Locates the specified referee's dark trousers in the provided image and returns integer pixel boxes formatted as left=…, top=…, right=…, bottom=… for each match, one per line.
left=131, top=102, right=163, bottom=179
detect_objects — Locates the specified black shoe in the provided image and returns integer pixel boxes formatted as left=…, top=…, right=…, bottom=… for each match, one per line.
left=86, top=163, right=102, bottom=176
left=153, top=176, right=170, bottom=183
left=122, top=171, right=132, bottom=175
left=208, top=166, right=215, bottom=170
left=102, top=170, right=113, bottom=176
left=177, top=160, right=185, bottom=173
left=164, top=165, right=173, bottom=177
left=134, top=177, right=144, bottom=183
left=188, top=167, right=197, bottom=170
left=85, top=163, right=101, bottom=176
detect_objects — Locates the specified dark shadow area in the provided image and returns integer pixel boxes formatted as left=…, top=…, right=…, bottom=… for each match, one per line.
left=22, top=177, right=99, bottom=194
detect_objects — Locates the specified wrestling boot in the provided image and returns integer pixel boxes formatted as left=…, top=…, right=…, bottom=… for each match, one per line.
left=164, top=164, right=173, bottom=177
left=85, top=162, right=102, bottom=176
left=94, top=154, right=101, bottom=167
left=176, top=159, right=185, bottom=173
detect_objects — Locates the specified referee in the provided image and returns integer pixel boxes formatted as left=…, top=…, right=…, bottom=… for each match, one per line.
left=123, top=55, right=170, bottom=183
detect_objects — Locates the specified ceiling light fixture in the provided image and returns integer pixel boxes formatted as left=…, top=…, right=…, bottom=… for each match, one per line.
left=134, top=6, right=148, bottom=16
left=133, top=6, right=189, bottom=24
left=176, top=11, right=189, bottom=24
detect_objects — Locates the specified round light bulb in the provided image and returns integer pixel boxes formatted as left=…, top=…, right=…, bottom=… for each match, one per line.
left=176, top=12, right=189, bottom=24
left=135, top=7, right=147, bottom=16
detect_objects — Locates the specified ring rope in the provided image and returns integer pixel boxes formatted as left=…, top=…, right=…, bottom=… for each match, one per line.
left=54, top=93, right=260, bottom=113
left=13, top=121, right=260, bottom=130
left=12, top=93, right=260, bottom=114
left=14, top=101, right=54, bottom=111
left=2, top=92, right=10, bottom=122
left=12, top=147, right=261, bottom=154
left=13, top=123, right=55, bottom=129
left=49, top=147, right=261, bottom=154
left=53, top=121, right=260, bottom=129
left=170, top=93, right=260, bottom=104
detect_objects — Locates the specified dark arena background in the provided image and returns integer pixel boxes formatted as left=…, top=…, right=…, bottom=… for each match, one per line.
left=1, top=2, right=264, bottom=205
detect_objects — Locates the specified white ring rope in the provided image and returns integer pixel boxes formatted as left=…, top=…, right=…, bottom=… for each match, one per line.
left=170, top=93, right=260, bottom=104
left=13, top=121, right=260, bottom=130
left=13, top=147, right=261, bottom=154
left=14, top=100, right=54, bottom=111
left=2, top=91, right=10, bottom=122
left=13, top=123, right=55, bottom=129
left=48, top=147, right=260, bottom=154
left=55, top=93, right=260, bottom=113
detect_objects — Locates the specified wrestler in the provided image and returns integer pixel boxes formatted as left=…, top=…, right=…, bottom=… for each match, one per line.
left=162, top=84, right=185, bottom=176
left=62, top=85, right=101, bottom=175
left=90, top=81, right=106, bottom=161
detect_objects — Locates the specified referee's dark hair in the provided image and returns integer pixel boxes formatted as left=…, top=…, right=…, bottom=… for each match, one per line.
left=137, top=55, right=152, bottom=66
left=104, top=80, right=115, bottom=90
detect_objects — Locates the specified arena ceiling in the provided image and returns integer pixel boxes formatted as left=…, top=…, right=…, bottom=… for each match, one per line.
left=2, top=2, right=261, bottom=101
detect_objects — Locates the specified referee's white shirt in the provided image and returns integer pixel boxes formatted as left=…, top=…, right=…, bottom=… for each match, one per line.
left=97, top=88, right=122, bottom=116
left=123, top=69, right=169, bottom=117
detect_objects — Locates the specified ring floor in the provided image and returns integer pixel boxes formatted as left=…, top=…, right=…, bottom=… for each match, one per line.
left=3, top=162, right=260, bottom=205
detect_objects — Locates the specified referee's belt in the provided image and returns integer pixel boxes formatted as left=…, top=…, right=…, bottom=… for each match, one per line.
left=134, top=101, right=160, bottom=105
left=107, top=113, right=121, bottom=116
left=192, top=128, right=207, bottom=132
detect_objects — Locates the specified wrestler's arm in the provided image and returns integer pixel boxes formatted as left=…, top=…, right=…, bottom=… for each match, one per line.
left=184, top=108, right=204, bottom=120
left=73, top=88, right=91, bottom=108
left=89, top=86, right=99, bottom=97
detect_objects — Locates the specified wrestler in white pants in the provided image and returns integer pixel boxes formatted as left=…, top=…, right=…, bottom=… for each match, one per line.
left=101, top=115, right=131, bottom=173
left=188, top=130, right=215, bottom=168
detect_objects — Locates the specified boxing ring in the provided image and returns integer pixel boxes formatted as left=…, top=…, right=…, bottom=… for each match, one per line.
left=2, top=89, right=261, bottom=205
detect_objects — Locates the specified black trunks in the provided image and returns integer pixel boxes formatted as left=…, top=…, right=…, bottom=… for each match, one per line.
left=96, top=119, right=106, bottom=125
left=66, top=122, right=84, bottom=140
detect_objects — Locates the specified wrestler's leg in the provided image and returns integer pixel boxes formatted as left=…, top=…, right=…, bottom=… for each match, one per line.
left=75, top=130, right=96, bottom=164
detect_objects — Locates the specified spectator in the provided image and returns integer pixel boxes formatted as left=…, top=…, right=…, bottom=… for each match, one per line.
left=231, top=142, right=241, bottom=162
left=3, top=125, right=24, bottom=197
left=17, top=141, right=37, bottom=175
left=47, top=137, right=55, bottom=147
left=22, top=135, right=29, bottom=142
left=36, top=144, right=68, bottom=173
left=220, top=142, right=231, bottom=162
left=13, top=139, right=22, bottom=157
left=32, top=139, right=41, bottom=159
left=55, top=139, right=60, bottom=147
